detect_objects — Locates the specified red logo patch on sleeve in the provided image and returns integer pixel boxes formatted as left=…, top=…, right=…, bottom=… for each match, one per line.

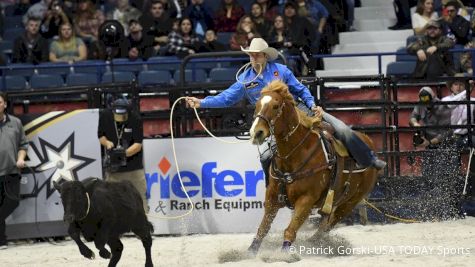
left=274, top=71, right=279, bottom=77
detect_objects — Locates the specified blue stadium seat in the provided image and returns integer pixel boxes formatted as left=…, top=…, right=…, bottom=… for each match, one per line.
left=37, top=62, right=72, bottom=75
left=4, top=16, right=24, bottom=29
left=3, top=63, right=36, bottom=78
left=0, top=40, right=13, bottom=53
left=216, top=32, right=233, bottom=48
left=209, top=67, right=238, bottom=82
left=30, top=74, right=65, bottom=89
left=3, top=28, right=25, bottom=41
left=112, top=58, right=145, bottom=73
left=101, top=71, right=136, bottom=83
left=173, top=69, right=207, bottom=83
left=138, top=70, right=172, bottom=86
left=406, top=35, right=418, bottom=46
left=0, top=76, right=28, bottom=91
left=395, top=47, right=416, bottom=62
left=72, top=60, right=106, bottom=74
left=66, top=73, right=100, bottom=86
left=146, top=56, right=180, bottom=71
left=386, top=61, right=416, bottom=77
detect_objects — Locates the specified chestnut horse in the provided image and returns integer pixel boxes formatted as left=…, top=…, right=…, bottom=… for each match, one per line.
left=248, top=80, right=378, bottom=253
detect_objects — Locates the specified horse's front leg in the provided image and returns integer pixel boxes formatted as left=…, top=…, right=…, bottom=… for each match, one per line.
left=248, top=185, right=281, bottom=255
left=282, top=195, right=315, bottom=251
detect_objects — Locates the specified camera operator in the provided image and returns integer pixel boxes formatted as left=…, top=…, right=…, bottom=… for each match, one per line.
left=40, top=0, right=72, bottom=39
left=0, top=92, right=28, bottom=249
left=98, top=98, right=148, bottom=213
left=409, top=86, right=453, bottom=176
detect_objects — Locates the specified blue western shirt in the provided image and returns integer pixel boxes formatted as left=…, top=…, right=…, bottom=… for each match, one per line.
left=200, top=62, right=316, bottom=109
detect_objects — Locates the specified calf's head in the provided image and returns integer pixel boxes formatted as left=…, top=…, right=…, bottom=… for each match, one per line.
left=54, top=180, right=90, bottom=223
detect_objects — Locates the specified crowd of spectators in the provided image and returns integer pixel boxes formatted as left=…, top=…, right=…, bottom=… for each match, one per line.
left=0, top=0, right=357, bottom=75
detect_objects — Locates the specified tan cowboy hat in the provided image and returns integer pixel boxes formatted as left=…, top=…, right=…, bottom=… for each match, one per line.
left=241, top=38, right=279, bottom=61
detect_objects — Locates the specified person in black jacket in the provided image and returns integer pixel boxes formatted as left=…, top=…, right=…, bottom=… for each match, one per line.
left=12, top=17, right=49, bottom=64
left=125, top=19, right=157, bottom=60
left=441, top=0, right=470, bottom=46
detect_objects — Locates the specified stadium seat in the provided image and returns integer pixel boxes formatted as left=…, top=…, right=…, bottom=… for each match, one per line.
left=138, top=70, right=172, bottom=86
left=30, top=74, right=64, bottom=89
left=66, top=73, right=100, bottom=86
left=0, top=75, right=28, bottom=91
left=216, top=32, right=233, bottom=48
left=406, top=35, right=418, bottom=46
left=395, top=47, right=416, bottom=62
left=209, top=67, right=238, bottom=82
left=112, top=58, right=145, bottom=73
left=37, top=62, right=72, bottom=76
left=101, top=71, right=136, bottom=83
left=3, top=28, right=25, bottom=41
left=0, top=40, right=13, bottom=53
left=4, top=16, right=24, bottom=29
left=146, top=56, right=180, bottom=71
left=72, top=60, right=106, bottom=74
left=3, top=63, right=36, bottom=78
left=173, top=69, right=207, bottom=83
left=386, top=61, right=416, bottom=77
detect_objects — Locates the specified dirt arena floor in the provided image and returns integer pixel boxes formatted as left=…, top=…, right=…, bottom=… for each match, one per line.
left=0, top=217, right=474, bottom=267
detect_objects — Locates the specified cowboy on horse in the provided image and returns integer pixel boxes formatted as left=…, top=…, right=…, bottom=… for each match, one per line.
left=185, top=38, right=387, bottom=177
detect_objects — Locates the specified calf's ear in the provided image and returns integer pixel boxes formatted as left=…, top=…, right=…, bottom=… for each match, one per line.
left=53, top=180, right=61, bottom=192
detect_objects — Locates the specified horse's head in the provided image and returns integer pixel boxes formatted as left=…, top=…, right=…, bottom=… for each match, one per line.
left=54, top=180, right=89, bottom=223
left=250, top=80, right=297, bottom=145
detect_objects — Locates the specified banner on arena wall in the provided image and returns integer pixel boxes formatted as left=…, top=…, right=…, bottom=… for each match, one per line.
left=7, top=110, right=103, bottom=226
left=144, top=138, right=292, bottom=234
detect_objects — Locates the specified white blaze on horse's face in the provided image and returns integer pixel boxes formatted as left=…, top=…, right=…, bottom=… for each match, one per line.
left=250, top=95, right=273, bottom=145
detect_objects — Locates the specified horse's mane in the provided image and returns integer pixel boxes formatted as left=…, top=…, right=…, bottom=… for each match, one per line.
left=262, top=80, right=320, bottom=129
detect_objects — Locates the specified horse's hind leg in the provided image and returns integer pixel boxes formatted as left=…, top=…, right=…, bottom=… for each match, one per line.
left=282, top=195, right=315, bottom=251
left=248, top=188, right=281, bottom=255
left=107, top=238, right=124, bottom=267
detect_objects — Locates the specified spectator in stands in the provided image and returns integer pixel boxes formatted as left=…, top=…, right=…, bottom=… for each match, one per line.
left=40, top=0, right=72, bottom=39
left=106, top=0, right=142, bottom=36
left=11, top=0, right=31, bottom=16
left=412, top=0, right=439, bottom=35
left=409, top=86, right=453, bottom=176
left=460, top=40, right=475, bottom=74
left=344, top=0, right=355, bottom=31
left=139, top=0, right=172, bottom=55
left=266, top=14, right=300, bottom=74
left=441, top=0, right=470, bottom=46
left=257, top=0, right=279, bottom=21
left=295, top=0, right=328, bottom=53
left=229, top=15, right=260, bottom=51
left=282, top=1, right=317, bottom=75
left=158, top=0, right=179, bottom=18
left=250, top=2, right=271, bottom=40
left=23, top=0, right=52, bottom=25
left=184, top=0, right=214, bottom=37
left=202, top=29, right=226, bottom=52
left=388, top=0, right=417, bottom=30
left=49, top=22, right=87, bottom=63
left=166, top=17, right=202, bottom=58
left=124, top=19, right=156, bottom=60
left=407, top=20, right=455, bottom=78
left=0, top=92, right=28, bottom=250
left=74, top=0, right=105, bottom=44
left=12, top=17, right=49, bottom=64
left=214, top=0, right=245, bottom=33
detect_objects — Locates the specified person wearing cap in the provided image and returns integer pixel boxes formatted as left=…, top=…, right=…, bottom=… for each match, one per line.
left=97, top=98, right=148, bottom=213
left=185, top=38, right=387, bottom=184
left=407, top=19, right=455, bottom=78
left=125, top=19, right=156, bottom=60
left=441, top=0, right=470, bottom=46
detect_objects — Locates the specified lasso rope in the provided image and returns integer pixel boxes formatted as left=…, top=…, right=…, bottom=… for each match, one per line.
left=462, top=148, right=474, bottom=196
left=235, top=62, right=263, bottom=85
left=363, top=199, right=421, bottom=223
left=148, top=97, right=248, bottom=220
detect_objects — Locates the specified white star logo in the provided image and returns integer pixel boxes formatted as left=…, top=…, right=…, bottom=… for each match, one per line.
left=34, top=133, right=95, bottom=184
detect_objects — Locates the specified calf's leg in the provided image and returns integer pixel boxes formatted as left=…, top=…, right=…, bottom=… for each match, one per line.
left=107, top=237, right=124, bottom=267
left=68, top=223, right=95, bottom=259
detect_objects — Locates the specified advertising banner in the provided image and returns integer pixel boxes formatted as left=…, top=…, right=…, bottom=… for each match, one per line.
left=7, top=110, right=103, bottom=229
left=144, top=138, right=291, bottom=234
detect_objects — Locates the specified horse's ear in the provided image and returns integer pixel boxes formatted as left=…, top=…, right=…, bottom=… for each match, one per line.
left=53, top=180, right=61, bottom=192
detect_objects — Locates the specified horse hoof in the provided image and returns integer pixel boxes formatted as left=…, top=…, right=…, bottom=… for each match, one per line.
left=281, top=241, right=292, bottom=252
